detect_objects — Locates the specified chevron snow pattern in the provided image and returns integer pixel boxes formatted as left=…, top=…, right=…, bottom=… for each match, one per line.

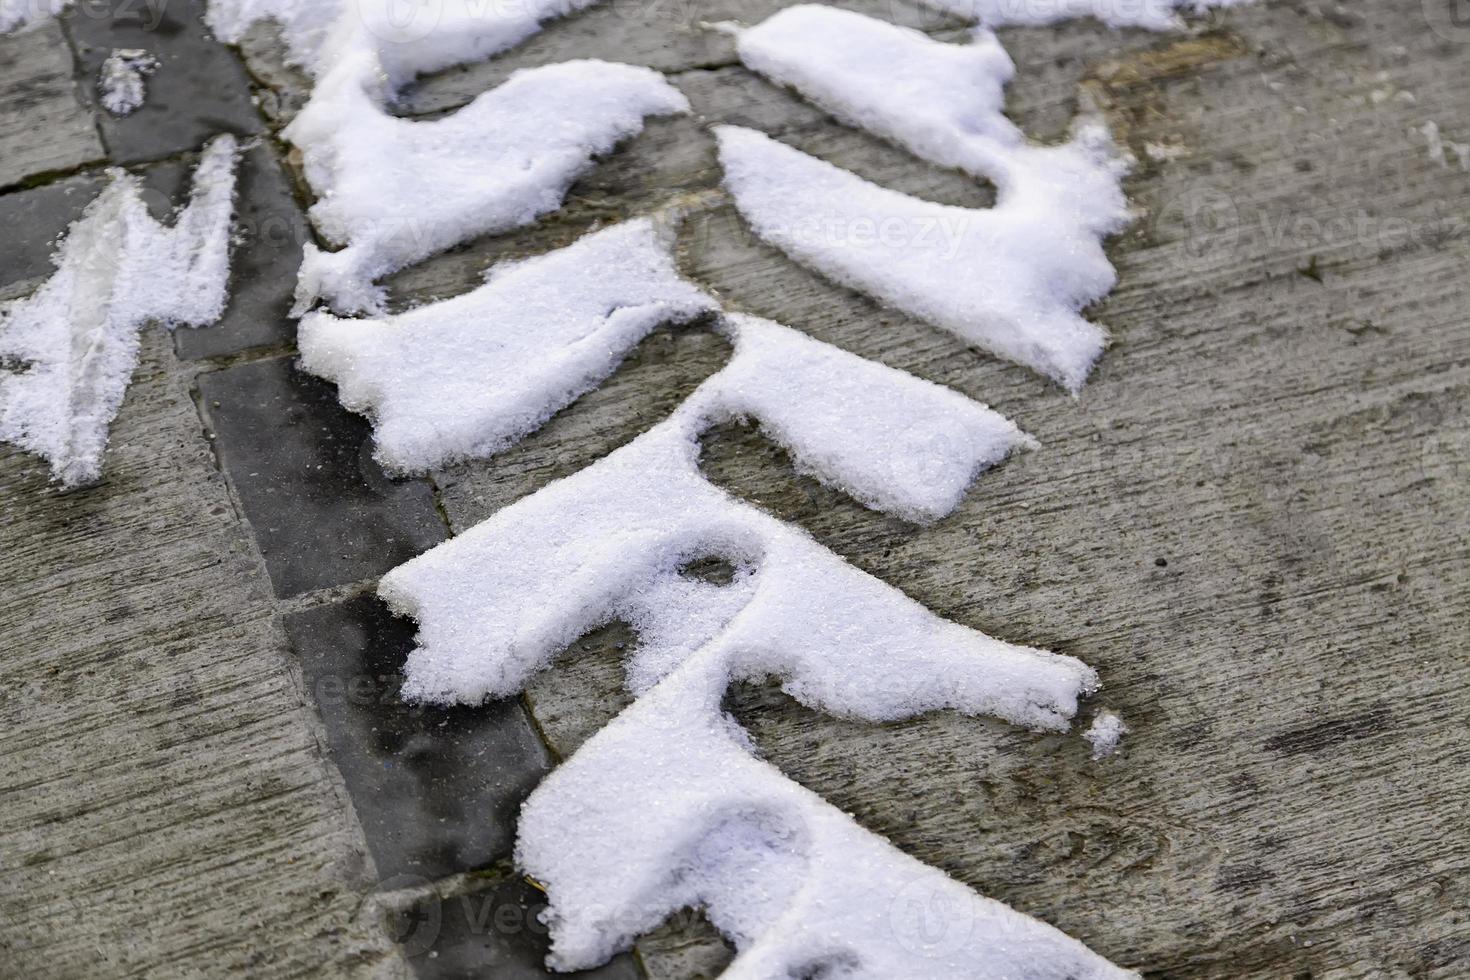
left=380, top=313, right=1133, bottom=975
left=195, top=0, right=1250, bottom=972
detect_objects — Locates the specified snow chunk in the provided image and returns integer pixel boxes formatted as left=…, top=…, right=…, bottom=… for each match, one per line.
left=519, top=668, right=1137, bottom=978
left=919, top=0, right=1250, bottom=30
left=722, top=9, right=1129, bottom=390
left=718, top=125, right=1119, bottom=392
left=0, top=0, right=69, bottom=33
left=290, top=60, right=688, bottom=314
left=298, top=219, right=715, bottom=473
left=0, top=136, right=238, bottom=487
left=1085, top=710, right=1128, bottom=759
left=703, top=315, right=1036, bottom=522
left=98, top=49, right=158, bottom=117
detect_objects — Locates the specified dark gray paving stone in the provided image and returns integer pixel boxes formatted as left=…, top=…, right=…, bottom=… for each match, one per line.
left=176, top=141, right=307, bottom=358
left=394, top=875, right=641, bottom=980
left=66, top=0, right=262, bottom=165
left=283, top=596, right=552, bottom=882
left=197, top=355, right=447, bottom=597
left=0, top=172, right=105, bottom=289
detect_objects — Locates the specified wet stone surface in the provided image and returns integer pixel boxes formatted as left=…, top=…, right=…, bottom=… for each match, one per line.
left=175, top=140, right=309, bottom=359
left=0, top=172, right=106, bottom=289
left=65, top=0, right=262, bottom=165
left=284, top=595, right=553, bottom=882
left=197, top=355, right=447, bottom=597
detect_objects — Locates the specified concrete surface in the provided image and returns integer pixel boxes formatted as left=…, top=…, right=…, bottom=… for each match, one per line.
left=0, top=0, right=1467, bottom=978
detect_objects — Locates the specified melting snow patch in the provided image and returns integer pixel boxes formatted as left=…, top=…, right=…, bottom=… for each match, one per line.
left=298, top=219, right=715, bottom=473
left=723, top=7, right=1130, bottom=390
left=1085, top=711, right=1128, bottom=759
left=98, top=49, right=158, bottom=117
left=0, top=136, right=238, bottom=487
left=918, top=0, right=1250, bottom=30
left=381, top=313, right=1042, bottom=702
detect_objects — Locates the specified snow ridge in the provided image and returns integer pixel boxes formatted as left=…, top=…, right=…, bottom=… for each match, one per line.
left=0, top=136, right=238, bottom=487
left=207, top=0, right=686, bottom=314
left=724, top=6, right=1131, bottom=390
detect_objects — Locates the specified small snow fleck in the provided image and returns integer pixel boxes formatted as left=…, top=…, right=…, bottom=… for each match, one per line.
left=98, top=49, right=158, bottom=117
left=1085, top=711, right=1128, bottom=759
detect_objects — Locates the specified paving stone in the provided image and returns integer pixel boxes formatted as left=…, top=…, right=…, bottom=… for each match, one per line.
left=0, top=171, right=105, bottom=289
left=66, top=0, right=262, bottom=165
left=176, top=140, right=308, bottom=358
left=0, top=20, right=104, bottom=189
left=284, top=596, right=553, bottom=882
left=394, top=875, right=641, bottom=980
left=197, top=355, right=447, bottom=597
left=0, top=331, right=400, bottom=978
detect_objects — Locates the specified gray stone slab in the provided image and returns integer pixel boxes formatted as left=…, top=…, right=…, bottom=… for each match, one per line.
left=0, top=20, right=104, bottom=189
left=0, top=171, right=105, bottom=288
left=0, top=331, right=402, bottom=977
left=283, top=595, right=553, bottom=882
left=65, top=0, right=262, bottom=165
left=197, top=355, right=447, bottom=597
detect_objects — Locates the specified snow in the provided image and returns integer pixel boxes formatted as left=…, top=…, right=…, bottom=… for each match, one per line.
left=289, top=60, right=688, bottom=315
left=378, top=313, right=1127, bottom=973
left=381, top=312, right=1041, bottom=702
left=918, top=0, right=1250, bottom=30
left=0, top=136, right=238, bottom=487
left=519, top=664, right=1136, bottom=978
left=98, top=49, right=158, bottom=117
left=298, top=219, right=715, bottom=473
left=1085, top=710, right=1128, bottom=758
left=206, top=0, right=685, bottom=314
left=0, top=0, right=69, bottom=33
left=723, top=8, right=1129, bottom=390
